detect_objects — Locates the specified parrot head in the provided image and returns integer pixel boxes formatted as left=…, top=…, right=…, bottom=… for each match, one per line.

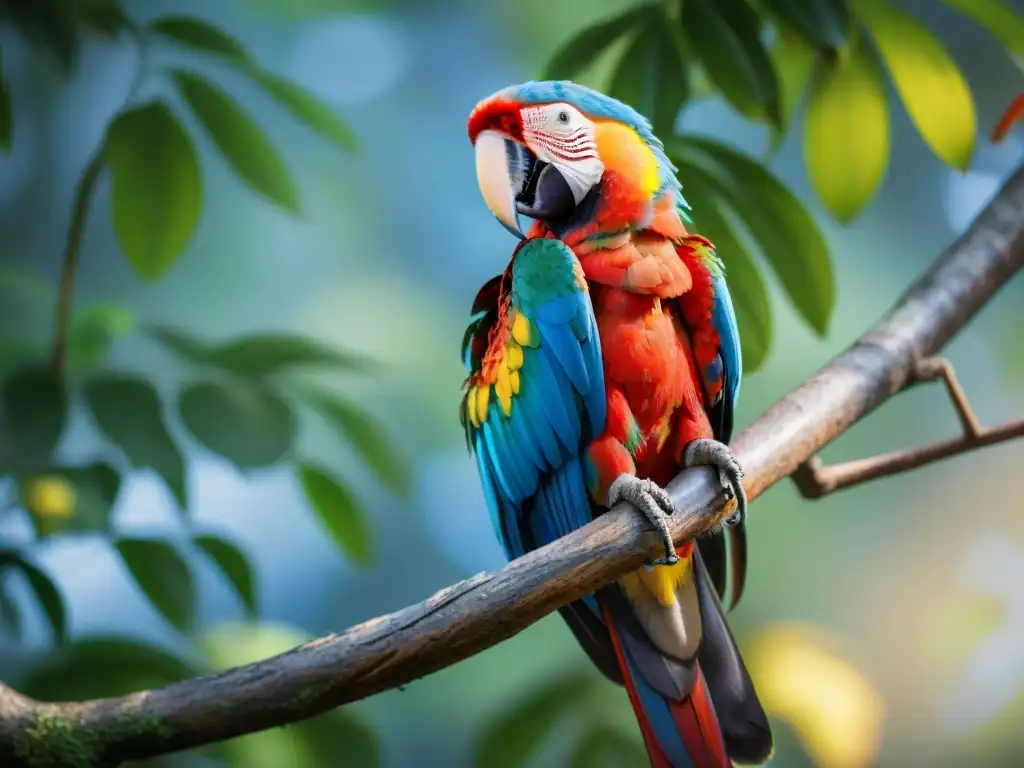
left=468, top=80, right=682, bottom=239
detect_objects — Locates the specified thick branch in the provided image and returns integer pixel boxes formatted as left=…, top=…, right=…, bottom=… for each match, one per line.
left=3, top=165, right=1023, bottom=766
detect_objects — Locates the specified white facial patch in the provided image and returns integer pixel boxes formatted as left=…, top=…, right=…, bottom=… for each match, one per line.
left=520, top=103, right=604, bottom=204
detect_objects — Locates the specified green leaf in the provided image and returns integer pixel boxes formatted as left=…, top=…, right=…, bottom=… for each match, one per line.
left=115, top=537, right=195, bottom=632
left=0, top=0, right=80, bottom=71
left=298, top=462, right=372, bottom=565
left=104, top=101, right=203, bottom=281
left=570, top=725, right=647, bottom=768
left=671, top=163, right=773, bottom=369
left=681, top=0, right=781, bottom=126
left=149, top=16, right=251, bottom=62
left=74, top=0, right=132, bottom=37
left=207, top=333, right=376, bottom=377
left=147, top=327, right=375, bottom=378
left=473, top=670, right=599, bottom=768
left=67, top=301, right=134, bottom=372
left=0, top=341, right=42, bottom=376
left=171, top=70, right=300, bottom=214
left=940, top=0, right=1024, bottom=71
left=855, top=0, right=976, bottom=171
left=762, top=0, right=852, bottom=52
left=20, top=462, right=121, bottom=539
left=608, top=10, right=691, bottom=138
left=145, top=324, right=215, bottom=366
left=83, top=374, right=187, bottom=509
left=178, top=380, right=297, bottom=469
left=298, top=388, right=410, bottom=496
left=675, top=137, right=834, bottom=334
left=0, top=365, right=68, bottom=474
left=0, top=551, right=67, bottom=643
left=252, top=71, right=357, bottom=153
left=768, top=29, right=817, bottom=152
left=18, top=637, right=197, bottom=701
left=0, top=62, right=11, bottom=151
left=195, top=534, right=257, bottom=617
left=541, top=5, right=651, bottom=80
left=804, top=32, right=890, bottom=222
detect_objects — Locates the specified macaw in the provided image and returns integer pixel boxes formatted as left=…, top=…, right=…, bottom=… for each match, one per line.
left=460, top=80, right=772, bottom=768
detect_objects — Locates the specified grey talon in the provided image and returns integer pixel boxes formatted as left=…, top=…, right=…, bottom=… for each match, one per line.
left=683, top=438, right=748, bottom=527
left=608, top=474, right=678, bottom=566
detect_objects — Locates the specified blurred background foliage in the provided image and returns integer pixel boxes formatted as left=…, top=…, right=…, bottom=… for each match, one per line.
left=0, top=0, right=1022, bottom=766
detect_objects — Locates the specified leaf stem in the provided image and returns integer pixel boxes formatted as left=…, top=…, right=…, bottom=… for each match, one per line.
left=50, top=150, right=105, bottom=373
left=50, top=25, right=150, bottom=374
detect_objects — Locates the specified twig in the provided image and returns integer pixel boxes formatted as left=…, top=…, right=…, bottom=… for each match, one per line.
left=793, top=356, right=1024, bottom=497
left=50, top=151, right=104, bottom=373
left=4, top=166, right=1023, bottom=766
left=49, top=27, right=149, bottom=375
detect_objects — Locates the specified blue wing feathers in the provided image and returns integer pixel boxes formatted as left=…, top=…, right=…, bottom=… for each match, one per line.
left=464, top=238, right=606, bottom=565
left=538, top=321, right=590, bottom=394
left=708, top=268, right=742, bottom=444
left=520, top=389, right=562, bottom=467
left=532, top=345, right=581, bottom=451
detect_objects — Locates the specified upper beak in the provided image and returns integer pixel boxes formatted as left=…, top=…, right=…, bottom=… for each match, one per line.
left=474, top=129, right=525, bottom=239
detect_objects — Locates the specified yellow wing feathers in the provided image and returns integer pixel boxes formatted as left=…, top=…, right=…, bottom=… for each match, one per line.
left=466, top=310, right=530, bottom=427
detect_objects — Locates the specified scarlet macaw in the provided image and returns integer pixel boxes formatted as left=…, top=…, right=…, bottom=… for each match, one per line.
left=461, top=81, right=772, bottom=767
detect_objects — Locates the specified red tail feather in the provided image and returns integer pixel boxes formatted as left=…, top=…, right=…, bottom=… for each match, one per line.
left=670, top=665, right=729, bottom=768
left=602, top=600, right=729, bottom=768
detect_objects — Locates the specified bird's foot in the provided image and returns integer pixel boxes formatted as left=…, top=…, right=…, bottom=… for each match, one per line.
left=608, top=475, right=678, bottom=567
left=683, top=438, right=747, bottom=527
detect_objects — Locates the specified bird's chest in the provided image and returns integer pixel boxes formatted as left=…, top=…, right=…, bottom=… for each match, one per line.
left=592, top=287, right=705, bottom=456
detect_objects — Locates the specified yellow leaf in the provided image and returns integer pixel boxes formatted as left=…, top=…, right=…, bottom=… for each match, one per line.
left=745, top=622, right=884, bottom=768
left=855, top=0, right=977, bottom=170
left=804, top=32, right=890, bottom=222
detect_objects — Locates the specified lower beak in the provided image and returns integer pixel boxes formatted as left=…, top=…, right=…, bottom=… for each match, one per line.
left=474, top=130, right=524, bottom=239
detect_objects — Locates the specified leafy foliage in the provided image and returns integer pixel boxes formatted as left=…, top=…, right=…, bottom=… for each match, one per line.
left=0, top=4, right=404, bottom=764
left=543, top=0, right=1023, bottom=367
left=472, top=668, right=640, bottom=768
left=84, top=374, right=188, bottom=508
left=18, top=636, right=200, bottom=701
left=0, top=550, right=67, bottom=643
left=2, top=5, right=358, bottom=284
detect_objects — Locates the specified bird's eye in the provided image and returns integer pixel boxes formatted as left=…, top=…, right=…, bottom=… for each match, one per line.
left=557, top=111, right=569, bottom=124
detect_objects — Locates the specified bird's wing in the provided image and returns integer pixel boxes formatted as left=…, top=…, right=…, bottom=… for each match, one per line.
left=460, top=237, right=606, bottom=560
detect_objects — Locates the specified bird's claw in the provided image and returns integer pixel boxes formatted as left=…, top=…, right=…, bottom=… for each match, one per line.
left=608, top=474, right=678, bottom=567
left=683, top=438, right=747, bottom=528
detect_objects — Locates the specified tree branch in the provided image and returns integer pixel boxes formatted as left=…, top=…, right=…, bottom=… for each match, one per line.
left=793, top=356, right=1024, bottom=497
left=4, top=164, right=1024, bottom=767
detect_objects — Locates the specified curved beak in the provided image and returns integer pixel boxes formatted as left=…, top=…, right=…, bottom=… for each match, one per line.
left=474, top=129, right=524, bottom=239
